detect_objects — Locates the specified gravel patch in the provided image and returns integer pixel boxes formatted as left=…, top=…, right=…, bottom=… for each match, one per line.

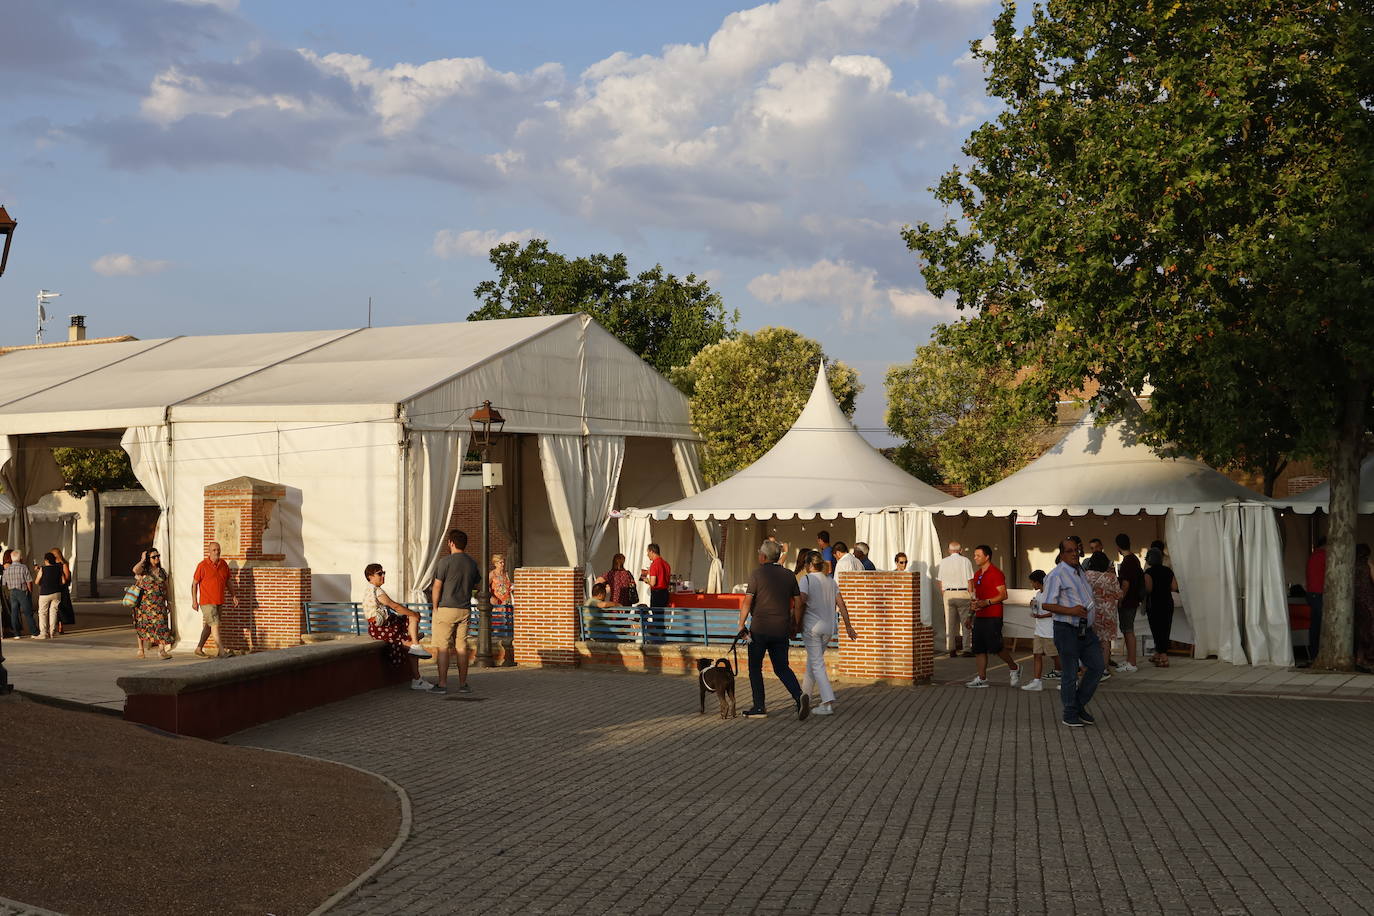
left=0, top=696, right=399, bottom=916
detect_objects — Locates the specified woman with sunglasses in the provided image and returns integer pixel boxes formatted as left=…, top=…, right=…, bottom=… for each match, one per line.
left=894, top=553, right=909, bottom=571
left=132, top=549, right=174, bottom=659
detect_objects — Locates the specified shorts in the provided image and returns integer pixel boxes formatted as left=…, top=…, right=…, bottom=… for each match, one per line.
left=432, top=606, right=471, bottom=649
left=971, top=617, right=1004, bottom=655
left=200, top=603, right=221, bottom=625
left=1118, top=603, right=1138, bottom=633
left=1032, top=635, right=1057, bottom=656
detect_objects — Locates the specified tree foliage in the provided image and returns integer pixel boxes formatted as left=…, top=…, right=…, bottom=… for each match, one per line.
left=885, top=342, right=1048, bottom=490
left=670, top=328, right=862, bottom=485
left=469, top=239, right=738, bottom=375
left=52, top=448, right=138, bottom=497
left=906, top=1, right=1374, bottom=667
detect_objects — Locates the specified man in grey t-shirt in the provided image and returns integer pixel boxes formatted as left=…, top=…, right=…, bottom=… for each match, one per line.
left=736, top=540, right=808, bottom=720
left=431, top=529, right=480, bottom=694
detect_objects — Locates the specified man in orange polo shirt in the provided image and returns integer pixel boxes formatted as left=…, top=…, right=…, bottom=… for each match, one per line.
left=192, top=541, right=234, bottom=658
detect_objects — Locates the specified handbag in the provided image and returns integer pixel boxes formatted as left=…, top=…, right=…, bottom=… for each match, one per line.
left=121, top=584, right=143, bottom=608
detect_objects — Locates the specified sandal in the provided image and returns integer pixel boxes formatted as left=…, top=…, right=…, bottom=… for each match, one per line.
left=136, top=650, right=146, bottom=659
left=158, top=649, right=172, bottom=660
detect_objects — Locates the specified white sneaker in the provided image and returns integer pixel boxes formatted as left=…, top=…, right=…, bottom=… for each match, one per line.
left=1009, top=666, right=1021, bottom=687
left=1118, top=663, right=1138, bottom=673
left=407, top=644, right=432, bottom=659
left=410, top=678, right=436, bottom=691
left=1021, top=678, right=1043, bottom=692
left=812, top=703, right=834, bottom=716
left=965, top=676, right=989, bottom=689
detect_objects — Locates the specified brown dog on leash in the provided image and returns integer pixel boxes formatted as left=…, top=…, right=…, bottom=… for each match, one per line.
left=698, top=657, right=737, bottom=719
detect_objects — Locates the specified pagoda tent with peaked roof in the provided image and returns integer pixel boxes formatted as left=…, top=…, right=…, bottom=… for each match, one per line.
left=617, top=365, right=949, bottom=616
left=932, top=414, right=1291, bottom=666
left=1269, top=457, right=1374, bottom=586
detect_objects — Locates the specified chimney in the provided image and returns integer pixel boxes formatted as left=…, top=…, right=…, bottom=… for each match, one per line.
left=68, top=315, right=86, bottom=342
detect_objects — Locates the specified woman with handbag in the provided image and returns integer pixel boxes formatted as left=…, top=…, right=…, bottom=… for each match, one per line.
left=131, top=549, right=174, bottom=659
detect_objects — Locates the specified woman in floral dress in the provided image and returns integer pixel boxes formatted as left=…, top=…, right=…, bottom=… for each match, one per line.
left=132, top=549, right=174, bottom=659
left=490, top=554, right=514, bottom=631
left=1084, top=552, right=1122, bottom=673
left=361, top=562, right=431, bottom=690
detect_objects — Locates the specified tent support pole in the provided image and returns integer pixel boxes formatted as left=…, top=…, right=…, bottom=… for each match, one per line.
left=1009, top=514, right=1019, bottom=583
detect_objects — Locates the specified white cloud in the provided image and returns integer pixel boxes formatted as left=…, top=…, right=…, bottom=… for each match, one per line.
left=432, top=228, right=539, bottom=259
left=748, top=259, right=954, bottom=322
left=91, top=253, right=171, bottom=277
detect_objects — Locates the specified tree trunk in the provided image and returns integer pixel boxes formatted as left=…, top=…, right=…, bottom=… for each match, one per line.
left=1315, top=380, right=1369, bottom=670
left=87, top=489, right=101, bottom=599
left=1262, top=459, right=1287, bottom=498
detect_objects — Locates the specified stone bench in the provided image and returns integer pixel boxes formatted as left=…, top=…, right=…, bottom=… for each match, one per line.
left=118, top=637, right=408, bottom=739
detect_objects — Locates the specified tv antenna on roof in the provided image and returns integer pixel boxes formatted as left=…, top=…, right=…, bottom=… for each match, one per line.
left=36, top=289, right=60, bottom=344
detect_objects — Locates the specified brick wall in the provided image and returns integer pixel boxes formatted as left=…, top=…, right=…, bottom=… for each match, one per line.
left=512, top=567, right=583, bottom=667
left=836, top=570, right=933, bottom=684
left=449, top=488, right=512, bottom=565
left=209, top=566, right=311, bottom=653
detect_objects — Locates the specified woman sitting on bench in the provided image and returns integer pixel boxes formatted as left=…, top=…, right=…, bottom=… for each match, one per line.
left=361, top=562, right=434, bottom=691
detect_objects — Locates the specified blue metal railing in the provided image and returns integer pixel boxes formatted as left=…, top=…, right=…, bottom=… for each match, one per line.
left=303, top=602, right=514, bottom=639
left=578, top=605, right=835, bottom=649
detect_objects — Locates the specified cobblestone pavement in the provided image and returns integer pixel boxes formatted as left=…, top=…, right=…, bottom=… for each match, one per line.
left=234, top=667, right=1374, bottom=916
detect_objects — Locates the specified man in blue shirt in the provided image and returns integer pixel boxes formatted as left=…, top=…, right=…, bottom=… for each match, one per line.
left=1042, top=538, right=1104, bottom=727
left=816, top=531, right=834, bottom=575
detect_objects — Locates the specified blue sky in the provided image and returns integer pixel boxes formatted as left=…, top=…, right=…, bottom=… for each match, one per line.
left=1, top=0, right=1003, bottom=443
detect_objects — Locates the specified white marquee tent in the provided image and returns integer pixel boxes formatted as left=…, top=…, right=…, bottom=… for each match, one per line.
left=934, top=413, right=1292, bottom=666
left=0, top=314, right=702, bottom=642
left=1271, top=458, right=1374, bottom=514
left=618, top=365, right=947, bottom=615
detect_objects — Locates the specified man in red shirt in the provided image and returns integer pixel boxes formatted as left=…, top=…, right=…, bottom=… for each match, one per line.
left=1306, top=537, right=1327, bottom=661
left=965, top=544, right=1022, bottom=688
left=192, top=541, right=234, bottom=658
left=641, top=543, right=671, bottom=642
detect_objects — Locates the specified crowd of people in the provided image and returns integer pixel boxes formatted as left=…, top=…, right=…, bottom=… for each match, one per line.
left=0, top=546, right=75, bottom=641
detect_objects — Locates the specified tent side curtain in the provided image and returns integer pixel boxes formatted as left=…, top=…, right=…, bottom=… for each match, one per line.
left=404, top=429, right=470, bottom=601
left=540, top=433, right=626, bottom=579
left=617, top=513, right=654, bottom=604
left=0, top=436, right=65, bottom=555
left=672, top=439, right=723, bottom=592
left=121, top=426, right=173, bottom=564
left=1166, top=509, right=1246, bottom=665
left=1239, top=504, right=1294, bottom=667
left=855, top=508, right=941, bottom=626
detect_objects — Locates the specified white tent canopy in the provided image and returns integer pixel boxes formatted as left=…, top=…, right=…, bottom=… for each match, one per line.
left=1270, top=457, right=1374, bottom=514
left=934, top=412, right=1267, bottom=517
left=935, top=413, right=1290, bottom=666
left=620, top=364, right=945, bottom=617
left=0, top=314, right=699, bottom=643
left=632, top=364, right=948, bottom=520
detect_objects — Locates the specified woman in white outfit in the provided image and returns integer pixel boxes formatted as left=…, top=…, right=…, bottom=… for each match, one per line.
left=798, top=550, right=859, bottom=716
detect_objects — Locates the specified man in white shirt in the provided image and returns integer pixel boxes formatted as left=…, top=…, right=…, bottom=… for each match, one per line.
left=934, top=541, right=975, bottom=657
left=831, top=541, right=864, bottom=575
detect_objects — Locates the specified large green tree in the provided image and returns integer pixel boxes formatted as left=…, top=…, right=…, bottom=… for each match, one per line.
left=469, top=239, right=738, bottom=375
left=886, top=342, right=1048, bottom=490
left=907, top=1, right=1374, bottom=668
left=53, top=447, right=139, bottom=597
left=670, top=328, right=862, bottom=484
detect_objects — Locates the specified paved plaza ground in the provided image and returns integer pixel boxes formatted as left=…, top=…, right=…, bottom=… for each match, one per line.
left=223, top=662, right=1374, bottom=916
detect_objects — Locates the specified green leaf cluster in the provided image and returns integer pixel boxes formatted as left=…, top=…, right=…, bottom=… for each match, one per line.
left=670, top=328, right=862, bottom=485
left=469, top=239, right=738, bottom=376
left=885, top=342, right=1049, bottom=491
left=52, top=448, right=139, bottom=498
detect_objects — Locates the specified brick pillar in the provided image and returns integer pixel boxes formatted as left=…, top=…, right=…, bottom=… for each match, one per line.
left=836, top=570, right=934, bottom=684
left=512, top=567, right=583, bottom=667
left=203, top=476, right=309, bottom=653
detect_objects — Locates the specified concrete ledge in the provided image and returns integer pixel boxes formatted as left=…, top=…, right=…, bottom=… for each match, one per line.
left=119, top=638, right=409, bottom=739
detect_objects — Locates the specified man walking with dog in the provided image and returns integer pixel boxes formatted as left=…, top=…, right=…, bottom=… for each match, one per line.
left=737, top=539, right=809, bottom=720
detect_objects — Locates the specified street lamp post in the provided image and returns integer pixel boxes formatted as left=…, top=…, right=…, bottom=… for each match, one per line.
left=0, top=205, right=16, bottom=278
left=468, top=400, right=505, bottom=668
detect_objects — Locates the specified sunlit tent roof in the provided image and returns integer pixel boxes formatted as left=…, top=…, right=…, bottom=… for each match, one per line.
left=633, top=364, right=948, bottom=520
left=0, top=315, right=692, bottom=438
left=1270, top=457, right=1374, bottom=515
left=934, top=412, right=1267, bottom=517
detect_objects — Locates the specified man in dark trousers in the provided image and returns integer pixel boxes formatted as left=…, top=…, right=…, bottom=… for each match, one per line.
left=736, top=539, right=809, bottom=720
